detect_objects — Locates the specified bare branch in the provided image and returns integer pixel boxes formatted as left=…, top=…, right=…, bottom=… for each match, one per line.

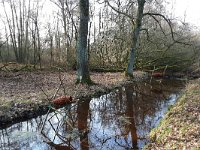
left=147, top=15, right=166, bottom=36
left=50, top=0, right=62, bottom=9
left=65, top=1, right=78, bottom=40
left=0, top=35, right=10, bottom=48
left=140, top=28, right=150, bottom=40
left=143, top=12, right=192, bottom=46
left=104, top=0, right=135, bottom=25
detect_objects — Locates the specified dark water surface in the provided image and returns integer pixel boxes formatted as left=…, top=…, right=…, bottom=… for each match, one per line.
left=0, top=79, right=185, bottom=150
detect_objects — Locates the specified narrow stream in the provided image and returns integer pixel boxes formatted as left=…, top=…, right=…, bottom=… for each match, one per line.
left=0, top=79, right=185, bottom=150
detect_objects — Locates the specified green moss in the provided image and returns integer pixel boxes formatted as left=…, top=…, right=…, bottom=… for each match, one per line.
left=191, top=148, right=200, bottom=150
left=192, top=90, right=200, bottom=94
left=177, top=94, right=187, bottom=106
left=125, top=71, right=133, bottom=78
left=124, top=71, right=134, bottom=79
left=180, top=125, right=189, bottom=134
left=19, top=99, right=33, bottom=104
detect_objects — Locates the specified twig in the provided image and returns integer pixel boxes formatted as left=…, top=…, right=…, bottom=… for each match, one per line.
left=40, top=107, right=51, bottom=133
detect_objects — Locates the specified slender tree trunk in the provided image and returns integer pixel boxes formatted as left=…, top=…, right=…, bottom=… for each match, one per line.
left=60, top=0, right=69, bottom=60
left=24, top=0, right=31, bottom=64
left=125, top=0, right=146, bottom=77
left=36, top=23, right=41, bottom=68
left=76, top=0, right=92, bottom=84
left=50, top=35, right=53, bottom=66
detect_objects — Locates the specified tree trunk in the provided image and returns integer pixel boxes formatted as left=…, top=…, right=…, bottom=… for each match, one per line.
left=76, top=0, right=92, bottom=84
left=125, top=0, right=146, bottom=77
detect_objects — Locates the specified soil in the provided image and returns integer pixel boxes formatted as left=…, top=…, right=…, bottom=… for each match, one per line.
left=0, top=70, right=148, bottom=127
left=144, top=78, right=200, bottom=150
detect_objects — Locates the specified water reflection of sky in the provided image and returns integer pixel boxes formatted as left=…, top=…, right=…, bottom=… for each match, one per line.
left=0, top=79, right=185, bottom=150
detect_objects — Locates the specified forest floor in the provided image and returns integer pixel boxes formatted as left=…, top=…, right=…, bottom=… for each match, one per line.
left=144, top=78, right=200, bottom=150
left=0, top=69, right=148, bottom=126
left=1, top=63, right=200, bottom=149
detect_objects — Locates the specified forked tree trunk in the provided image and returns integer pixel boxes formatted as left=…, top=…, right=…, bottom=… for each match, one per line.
left=76, top=0, right=92, bottom=84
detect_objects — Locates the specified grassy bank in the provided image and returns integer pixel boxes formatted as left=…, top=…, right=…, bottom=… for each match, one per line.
left=144, top=78, right=200, bottom=150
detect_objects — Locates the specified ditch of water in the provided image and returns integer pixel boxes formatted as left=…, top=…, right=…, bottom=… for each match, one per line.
left=0, top=79, right=185, bottom=150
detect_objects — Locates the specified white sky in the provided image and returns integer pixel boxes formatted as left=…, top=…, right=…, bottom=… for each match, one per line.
left=168, top=0, right=200, bottom=27
left=1, top=0, right=200, bottom=35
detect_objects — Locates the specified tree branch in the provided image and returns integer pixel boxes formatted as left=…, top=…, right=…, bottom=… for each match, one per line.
left=143, top=12, right=192, bottom=46
left=104, top=0, right=135, bottom=25
left=140, top=28, right=150, bottom=41
left=0, top=36, right=10, bottom=48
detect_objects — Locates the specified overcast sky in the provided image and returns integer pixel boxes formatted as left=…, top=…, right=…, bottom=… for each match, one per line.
left=168, top=0, right=200, bottom=27
left=1, top=0, right=200, bottom=35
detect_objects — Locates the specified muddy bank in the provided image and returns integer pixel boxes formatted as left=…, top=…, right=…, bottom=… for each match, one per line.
left=0, top=70, right=148, bottom=127
left=144, top=78, right=200, bottom=149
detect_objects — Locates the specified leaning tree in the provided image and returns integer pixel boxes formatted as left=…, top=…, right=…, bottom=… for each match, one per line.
left=105, top=0, right=190, bottom=77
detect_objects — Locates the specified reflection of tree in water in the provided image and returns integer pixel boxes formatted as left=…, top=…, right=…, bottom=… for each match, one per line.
left=41, top=107, right=76, bottom=149
left=40, top=98, right=91, bottom=150
left=0, top=79, right=185, bottom=150
left=128, top=79, right=184, bottom=141
left=134, top=79, right=184, bottom=121
left=125, top=84, right=138, bottom=149
left=89, top=79, right=184, bottom=148
left=91, top=91, right=126, bottom=128
left=77, top=98, right=90, bottom=150
left=0, top=116, right=52, bottom=149
left=41, top=79, right=184, bottom=150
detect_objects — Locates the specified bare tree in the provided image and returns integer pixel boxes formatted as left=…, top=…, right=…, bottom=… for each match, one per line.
left=30, top=1, right=42, bottom=67
left=2, top=0, right=32, bottom=63
left=50, top=0, right=79, bottom=65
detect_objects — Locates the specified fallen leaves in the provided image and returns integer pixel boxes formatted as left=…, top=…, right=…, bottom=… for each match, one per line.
left=145, top=78, right=200, bottom=150
left=0, top=70, right=136, bottom=124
